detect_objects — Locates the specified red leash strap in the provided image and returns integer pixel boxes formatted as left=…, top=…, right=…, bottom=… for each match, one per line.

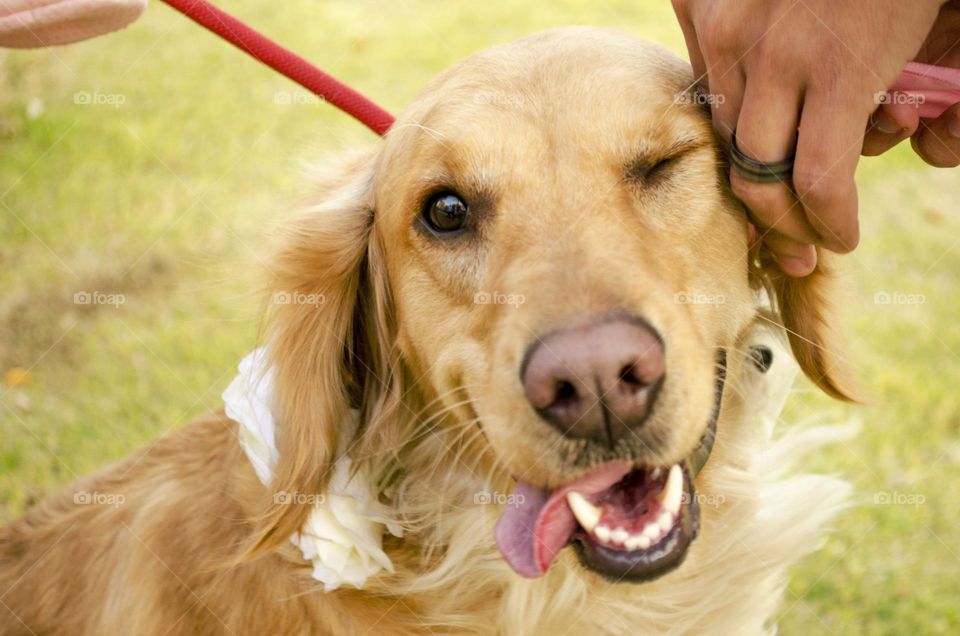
left=157, top=0, right=395, bottom=136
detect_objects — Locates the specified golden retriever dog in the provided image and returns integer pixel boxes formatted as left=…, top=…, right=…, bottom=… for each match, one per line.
left=0, top=27, right=855, bottom=635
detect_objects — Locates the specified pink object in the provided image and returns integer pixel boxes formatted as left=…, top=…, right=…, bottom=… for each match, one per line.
left=0, top=0, right=145, bottom=48
left=889, top=61, right=960, bottom=119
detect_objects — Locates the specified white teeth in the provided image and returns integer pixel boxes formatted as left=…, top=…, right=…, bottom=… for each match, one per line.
left=643, top=523, right=662, bottom=541
left=657, top=464, right=683, bottom=515
left=595, top=525, right=611, bottom=542
left=566, top=491, right=602, bottom=532
left=590, top=514, right=678, bottom=552
left=624, top=534, right=651, bottom=551
left=650, top=467, right=663, bottom=480
left=657, top=511, right=674, bottom=532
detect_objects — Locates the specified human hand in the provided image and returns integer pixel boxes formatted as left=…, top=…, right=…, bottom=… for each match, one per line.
left=864, top=2, right=960, bottom=167
left=672, top=0, right=947, bottom=276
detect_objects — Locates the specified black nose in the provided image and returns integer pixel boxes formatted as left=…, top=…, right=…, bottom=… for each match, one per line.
left=521, top=316, right=664, bottom=445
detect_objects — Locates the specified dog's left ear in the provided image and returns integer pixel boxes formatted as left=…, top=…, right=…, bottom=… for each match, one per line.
left=752, top=246, right=859, bottom=402
left=246, top=148, right=397, bottom=556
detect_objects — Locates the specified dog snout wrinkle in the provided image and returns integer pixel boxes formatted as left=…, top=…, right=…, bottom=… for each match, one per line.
left=521, top=316, right=664, bottom=446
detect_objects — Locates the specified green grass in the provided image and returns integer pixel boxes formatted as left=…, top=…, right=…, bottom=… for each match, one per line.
left=1, top=1, right=958, bottom=633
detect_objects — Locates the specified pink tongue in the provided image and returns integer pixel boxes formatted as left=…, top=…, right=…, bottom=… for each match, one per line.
left=494, top=461, right=632, bottom=577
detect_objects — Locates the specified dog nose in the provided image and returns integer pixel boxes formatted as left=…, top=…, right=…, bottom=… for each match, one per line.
left=521, top=317, right=664, bottom=445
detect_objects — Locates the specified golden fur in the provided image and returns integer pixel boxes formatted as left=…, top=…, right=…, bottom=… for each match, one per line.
left=0, top=28, right=853, bottom=635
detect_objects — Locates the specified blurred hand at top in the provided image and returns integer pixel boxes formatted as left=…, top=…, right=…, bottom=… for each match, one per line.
left=671, top=0, right=960, bottom=277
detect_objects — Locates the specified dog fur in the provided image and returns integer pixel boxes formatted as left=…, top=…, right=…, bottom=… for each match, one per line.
left=0, top=28, right=853, bottom=635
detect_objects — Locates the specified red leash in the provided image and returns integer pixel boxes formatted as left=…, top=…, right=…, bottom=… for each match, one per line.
left=157, top=0, right=395, bottom=136
left=155, top=2, right=960, bottom=138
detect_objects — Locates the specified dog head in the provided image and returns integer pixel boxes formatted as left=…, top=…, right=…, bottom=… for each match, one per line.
left=255, top=27, right=853, bottom=584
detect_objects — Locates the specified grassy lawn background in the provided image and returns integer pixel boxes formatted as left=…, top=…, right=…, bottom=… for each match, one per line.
left=1, top=1, right=957, bottom=633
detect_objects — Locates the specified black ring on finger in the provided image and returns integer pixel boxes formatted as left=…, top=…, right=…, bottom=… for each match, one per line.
left=729, top=129, right=794, bottom=184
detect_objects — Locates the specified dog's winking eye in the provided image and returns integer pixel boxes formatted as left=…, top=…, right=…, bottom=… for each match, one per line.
left=423, top=191, right=469, bottom=233
left=625, top=155, right=678, bottom=187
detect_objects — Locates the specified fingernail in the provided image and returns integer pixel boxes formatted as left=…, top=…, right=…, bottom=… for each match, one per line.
left=874, top=111, right=901, bottom=135
left=949, top=118, right=960, bottom=139
left=775, top=256, right=813, bottom=277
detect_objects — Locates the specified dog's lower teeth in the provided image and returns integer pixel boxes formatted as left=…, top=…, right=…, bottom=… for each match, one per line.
left=642, top=522, right=662, bottom=541
left=592, top=514, right=677, bottom=551
left=624, top=534, right=651, bottom=551
left=595, top=525, right=612, bottom=542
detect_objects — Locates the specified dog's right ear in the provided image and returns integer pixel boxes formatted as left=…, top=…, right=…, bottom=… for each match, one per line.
left=751, top=245, right=859, bottom=403
left=247, top=148, right=381, bottom=556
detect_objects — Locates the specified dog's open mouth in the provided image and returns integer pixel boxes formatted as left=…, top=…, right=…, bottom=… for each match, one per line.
left=494, top=458, right=702, bottom=582
left=569, top=462, right=700, bottom=581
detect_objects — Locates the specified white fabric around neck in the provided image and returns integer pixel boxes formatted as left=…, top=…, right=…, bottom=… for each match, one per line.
left=222, top=348, right=402, bottom=592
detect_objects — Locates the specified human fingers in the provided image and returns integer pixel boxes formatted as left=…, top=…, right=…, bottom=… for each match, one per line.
left=762, top=232, right=817, bottom=278
left=792, top=90, right=868, bottom=254
left=728, top=74, right=816, bottom=245
left=862, top=102, right=921, bottom=156
left=910, top=102, right=960, bottom=167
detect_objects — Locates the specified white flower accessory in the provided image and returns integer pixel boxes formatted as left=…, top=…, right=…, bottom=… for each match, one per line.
left=222, top=348, right=402, bottom=592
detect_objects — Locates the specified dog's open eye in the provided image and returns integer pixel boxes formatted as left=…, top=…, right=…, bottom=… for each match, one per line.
left=749, top=345, right=774, bottom=373
left=423, top=192, right=469, bottom=233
